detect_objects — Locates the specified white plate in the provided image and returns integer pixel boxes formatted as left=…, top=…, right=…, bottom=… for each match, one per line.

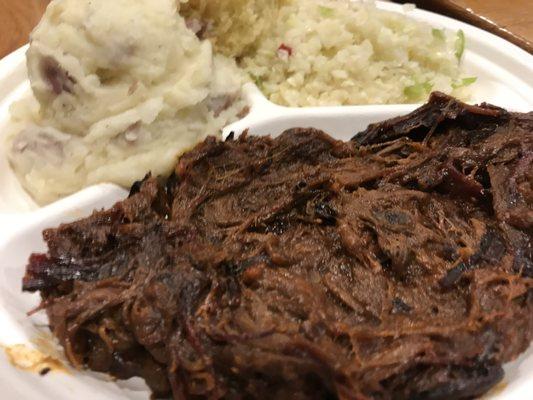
left=0, top=1, right=532, bottom=399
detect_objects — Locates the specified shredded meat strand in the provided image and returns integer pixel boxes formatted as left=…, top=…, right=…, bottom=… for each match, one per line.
left=23, top=93, right=533, bottom=400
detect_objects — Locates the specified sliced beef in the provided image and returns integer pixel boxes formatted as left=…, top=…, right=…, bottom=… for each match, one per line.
left=23, top=93, right=533, bottom=399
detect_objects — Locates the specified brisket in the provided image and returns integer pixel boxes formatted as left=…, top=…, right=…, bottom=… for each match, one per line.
left=23, top=93, right=533, bottom=399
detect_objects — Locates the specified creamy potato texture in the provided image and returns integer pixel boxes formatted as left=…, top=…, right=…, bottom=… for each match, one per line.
left=7, top=0, right=247, bottom=204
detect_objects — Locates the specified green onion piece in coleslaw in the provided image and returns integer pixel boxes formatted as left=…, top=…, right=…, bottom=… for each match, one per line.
left=250, top=74, right=264, bottom=90
left=404, top=81, right=433, bottom=101
left=432, top=28, right=446, bottom=41
left=455, top=30, right=465, bottom=60
left=318, top=6, right=334, bottom=17
left=452, top=76, right=477, bottom=89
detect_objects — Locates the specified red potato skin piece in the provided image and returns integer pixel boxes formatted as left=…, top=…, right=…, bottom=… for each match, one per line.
left=278, top=43, right=293, bottom=56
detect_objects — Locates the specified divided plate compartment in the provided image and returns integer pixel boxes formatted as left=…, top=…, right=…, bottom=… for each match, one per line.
left=0, top=2, right=532, bottom=399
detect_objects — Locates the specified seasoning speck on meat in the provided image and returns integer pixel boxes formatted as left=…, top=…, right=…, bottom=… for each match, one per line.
left=23, top=93, right=533, bottom=399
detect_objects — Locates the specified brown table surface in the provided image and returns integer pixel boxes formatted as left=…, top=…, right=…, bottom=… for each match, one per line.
left=453, top=0, right=532, bottom=44
left=0, top=0, right=532, bottom=59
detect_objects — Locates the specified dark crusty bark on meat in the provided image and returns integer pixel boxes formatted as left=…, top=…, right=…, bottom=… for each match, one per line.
left=23, top=93, right=533, bottom=399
